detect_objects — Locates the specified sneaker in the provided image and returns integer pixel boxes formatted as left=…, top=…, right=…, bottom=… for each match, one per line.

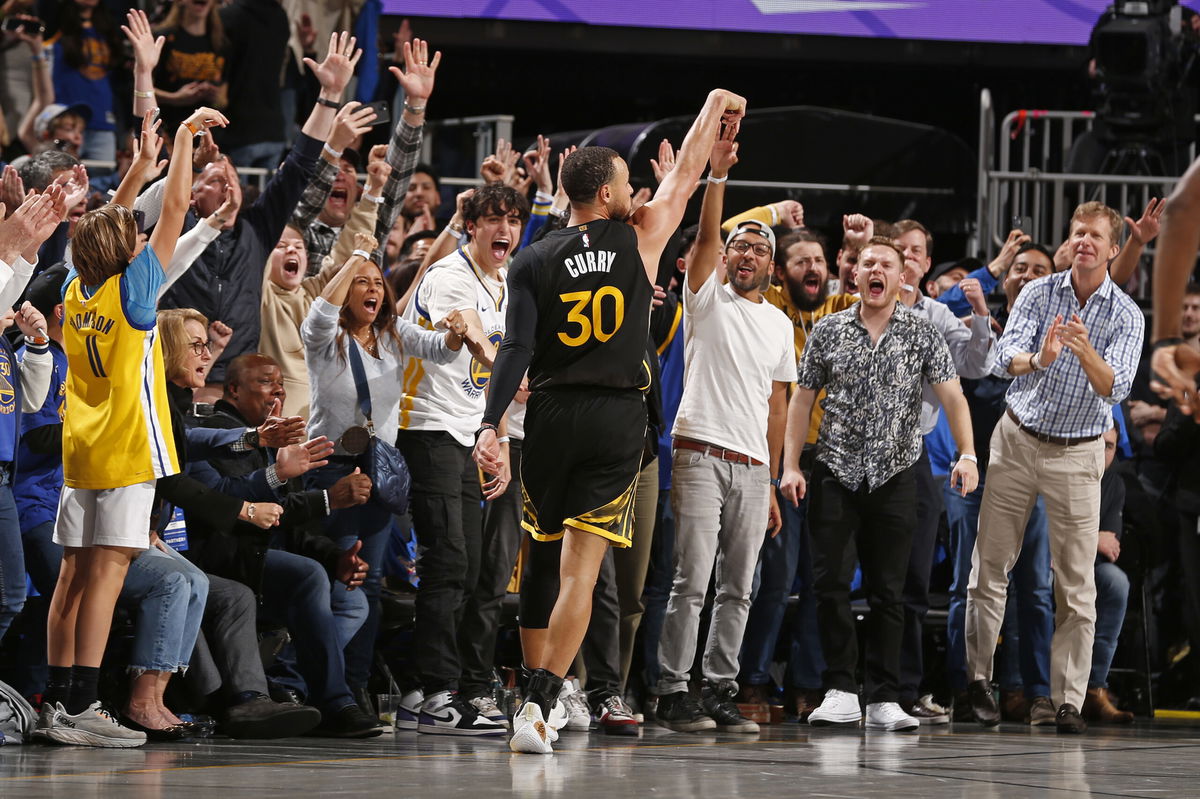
left=655, top=691, right=716, bottom=732
left=545, top=700, right=567, bottom=741
left=510, top=701, right=553, bottom=754
left=700, top=680, right=760, bottom=733
left=557, top=679, right=591, bottom=731
left=808, top=690, right=863, bottom=726
left=395, top=689, right=423, bottom=731
left=865, top=702, right=920, bottom=732
left=306, top=704, right=383, bottom=738
left=624, top=693, right=645, bottom=724
left=907, top=694, right=950, bottom=725
left=1028, top=696, right=1057, bottom=726
left=594, top=695, right=639, bottom=736
left=41, top=702, right=147, bottom=748
left=468, top=695, right=510, bottom=729
left=418, top=691, right=506, bottom=736
left=31, top=703, right=58, bottom=743
left=223, top=694, right=321, bottom=739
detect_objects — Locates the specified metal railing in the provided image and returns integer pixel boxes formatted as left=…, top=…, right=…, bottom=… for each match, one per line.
left=975, top=88, right=1200, bottom=300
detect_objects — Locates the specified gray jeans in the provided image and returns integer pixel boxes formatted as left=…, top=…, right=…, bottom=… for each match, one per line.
left=657, top=448, right=770, bottom=694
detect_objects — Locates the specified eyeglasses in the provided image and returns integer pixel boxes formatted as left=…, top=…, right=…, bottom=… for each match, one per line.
left=187, top=339, right=212, bottom=356
left=728, top=240, right=772, bottom=257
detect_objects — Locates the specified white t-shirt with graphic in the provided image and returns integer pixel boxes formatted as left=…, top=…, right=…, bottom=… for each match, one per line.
left=399, top=247, right=507, bottom=446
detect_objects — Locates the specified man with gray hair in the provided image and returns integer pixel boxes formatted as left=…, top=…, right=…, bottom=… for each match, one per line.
left=654, top=126, right=794, bottom=734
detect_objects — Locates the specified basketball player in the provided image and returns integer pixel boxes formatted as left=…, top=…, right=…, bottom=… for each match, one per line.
left=473, top=88, right=747, bottom=754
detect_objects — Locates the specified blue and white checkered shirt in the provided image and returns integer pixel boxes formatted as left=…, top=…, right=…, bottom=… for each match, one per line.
left=994, top=270, right=1144, bottom=438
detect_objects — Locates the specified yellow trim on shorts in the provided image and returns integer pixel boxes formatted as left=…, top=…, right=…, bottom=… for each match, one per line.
left=562, top=476, right=638, bottom=549
left=561, top=518, right=631, bottom=548
left=522, top=518, right=564, bottom=543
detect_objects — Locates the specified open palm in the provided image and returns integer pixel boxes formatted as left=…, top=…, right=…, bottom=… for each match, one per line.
left=389, top=37, right=440, bottom=102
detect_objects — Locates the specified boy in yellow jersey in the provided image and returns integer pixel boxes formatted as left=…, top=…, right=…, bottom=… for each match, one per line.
left=36, top=106, right=228, bottom=748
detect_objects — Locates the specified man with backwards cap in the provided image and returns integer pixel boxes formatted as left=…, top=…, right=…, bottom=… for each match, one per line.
left=653, top=126, right=795, bottom=734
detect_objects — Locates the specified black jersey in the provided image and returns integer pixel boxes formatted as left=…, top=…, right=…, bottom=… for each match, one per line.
left=513, top=219, right=652, bottom=392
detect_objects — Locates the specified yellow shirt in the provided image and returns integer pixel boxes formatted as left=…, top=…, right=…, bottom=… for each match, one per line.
left=764, top=284, right=858, bottom=445
left=62, top=250, right=178, bottom=489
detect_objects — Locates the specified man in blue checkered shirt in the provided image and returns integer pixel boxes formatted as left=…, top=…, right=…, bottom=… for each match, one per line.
left=964, top=201, right=1145, bottom=735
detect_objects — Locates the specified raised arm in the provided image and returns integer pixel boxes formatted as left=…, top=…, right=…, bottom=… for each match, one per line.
left=111, top=110, right=166, bottom=210
left=299, top=31, right=362, bottom=142
left=377, top=37, right=439, bottom=238
left=1151, top=162, right=1200, bottom=416
left=632, top=89, right=747, bottom=278
left=16, top=23, right=52, bottom=154
left=688, top=123, right=739, bottom=294
left=122, top=9, right=165, bottom=119
left=1110, top=197, right=1163, bottom=286
left=152, top=107, right=229, bottom=265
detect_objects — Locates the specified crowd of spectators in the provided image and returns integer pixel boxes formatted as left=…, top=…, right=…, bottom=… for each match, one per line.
left=0, top=0, right=1192, bottom=750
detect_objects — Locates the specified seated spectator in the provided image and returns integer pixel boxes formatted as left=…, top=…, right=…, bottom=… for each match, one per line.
left=1083, top=427, right=1134, bottom=724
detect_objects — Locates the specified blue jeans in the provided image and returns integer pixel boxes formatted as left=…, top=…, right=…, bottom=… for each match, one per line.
left=1090, top=560, right=1129, bottom=689
left=738, top=489, right=824, bottom=690
left=22, top=520, right=61, bottom=596
left=267, top=577, right=369, bottom=700
left=640, top=491, right=674, bottom=689
left=119, top=544, right=209, bottom=672
left=0, top=483, right=27, bottom=643
left=258, top=548, right=361, bottom=712
left=307, top=458, right=392, bottom=695
left=945, top=475, right=1053, bottom=697
left=228, top=141, right=287, bottom=171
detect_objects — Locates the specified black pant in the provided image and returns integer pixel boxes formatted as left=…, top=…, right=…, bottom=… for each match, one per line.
left=459, top=441, right=524, bottom=699
left=396, top=429, right=483, bottom=694
left=898, top=446, right=944, bottom=704
left=809, top=461, right=917, bottom=703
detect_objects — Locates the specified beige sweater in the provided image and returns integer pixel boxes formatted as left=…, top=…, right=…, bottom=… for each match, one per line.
left=260, top=197, right=378, bottom=418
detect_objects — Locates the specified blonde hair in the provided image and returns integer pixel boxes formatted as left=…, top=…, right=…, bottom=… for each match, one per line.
left=156, top=308, right=209, bottom=385
left=72, top=205, right=137, bottom=286
left=156, top=1, right=225, bottom=53
left=1070, top=201, right=1124, bottom=247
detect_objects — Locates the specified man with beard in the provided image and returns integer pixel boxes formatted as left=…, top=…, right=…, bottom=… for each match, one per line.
left=474, top=89, right=748, bottom=754
left=736, top=228, right=855, bottom=715
left=780, top=237, right=979, bottom=732
left=654, top=129, right=793, bottom=734
left=396, top=182, right=529, bottom=736
left=893, top=218, right=996, bottom=724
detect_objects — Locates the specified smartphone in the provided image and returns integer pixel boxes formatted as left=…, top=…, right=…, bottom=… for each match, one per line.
left=2, top=16, right=45, bottom=35
left=365, top=100, right=391, bottom=128
left=1012, top=214, right=1033, bottom=234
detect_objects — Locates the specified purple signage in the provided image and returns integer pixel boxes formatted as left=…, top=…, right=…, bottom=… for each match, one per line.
left=384, top=1, right=1129, bottom=46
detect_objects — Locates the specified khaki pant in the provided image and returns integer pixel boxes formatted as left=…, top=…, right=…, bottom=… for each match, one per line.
left=966, top=412, right=1104, bottom=710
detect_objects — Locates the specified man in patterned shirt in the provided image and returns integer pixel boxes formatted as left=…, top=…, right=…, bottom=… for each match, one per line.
left=291, top=37, right=439, bottom=274
left=780, top=236, right=979, bottom=732
left=964, top=201, right=1145, bottom=735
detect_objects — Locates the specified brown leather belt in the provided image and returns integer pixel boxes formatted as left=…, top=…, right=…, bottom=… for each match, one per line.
left=674, top=438, right=764, bottom=466
left=1006, top=408, right=1101, bottom=447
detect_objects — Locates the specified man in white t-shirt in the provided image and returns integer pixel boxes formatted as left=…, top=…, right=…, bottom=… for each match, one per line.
left=655, top=129, right=794, bottom=734
left=396, top=183, right=529, bottom=736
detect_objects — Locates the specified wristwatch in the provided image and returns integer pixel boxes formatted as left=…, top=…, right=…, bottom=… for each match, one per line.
left=474, top=423, right=498, bottom=441
left=246, top=503, right=256, bottom=520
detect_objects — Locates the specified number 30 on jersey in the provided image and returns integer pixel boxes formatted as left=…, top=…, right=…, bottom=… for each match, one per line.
left=557, top=287, right=625, bottom=347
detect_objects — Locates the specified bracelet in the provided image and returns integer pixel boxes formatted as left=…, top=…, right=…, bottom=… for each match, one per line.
left=323, top=143, right=344, bottom=159
left=447, top=221, right=464, bottom=235
left=403, top=102, right=426, bottom=114
left=352, top=249, right=372, bottom=260
left=770, top=477, right=780, bottom=488
left=362, top=192, right=385, bottom=204
left=317, top=97, right=341, bottom=110
left=958, top=453, right=979, bottom=464
left=133, top=89, right=153, bottom=98
left=31, top=54, right=49, bottom=64
left=706, top=174, right=728, bottom=184
left=183, top=121, right=201, bottom=136
left=246, top=503, right=256, bottom=520
left=23, top=335, right=47, bottom=347
left=549, top=206, right=568, bottom=219
left=497, top=436, right=510, bottom=445
left=1029, top=352, right=1043, bottom=372
left=474, top=422, right=498, bottom=441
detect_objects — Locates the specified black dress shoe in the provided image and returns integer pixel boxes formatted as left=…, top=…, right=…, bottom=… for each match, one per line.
left=967, top=679, right=1001, bottom=727
left=306, top=704, right=383, bottom=739
left=121, top=715, right=193, bottom=741
left=1056, top=703, right=1088, bottom=734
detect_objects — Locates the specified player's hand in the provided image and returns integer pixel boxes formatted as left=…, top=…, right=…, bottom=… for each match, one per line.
left=1151, top=342, right=1200, bottom=421
left=473, top=427, right=502, bottom=475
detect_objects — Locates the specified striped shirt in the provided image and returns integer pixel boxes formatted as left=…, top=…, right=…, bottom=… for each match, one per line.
left=994, top=270, right=1144, bottom=438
